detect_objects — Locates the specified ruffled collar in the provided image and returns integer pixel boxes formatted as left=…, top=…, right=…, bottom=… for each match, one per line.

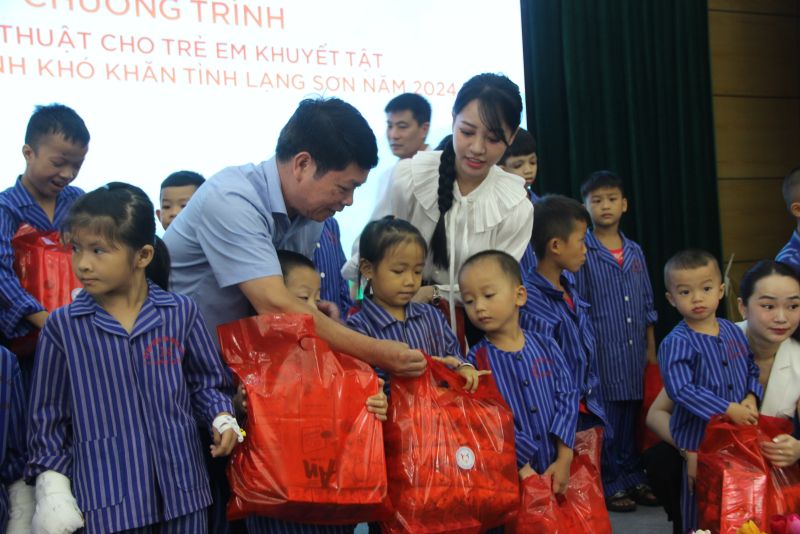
left=409, top=151, right=528, bottom=232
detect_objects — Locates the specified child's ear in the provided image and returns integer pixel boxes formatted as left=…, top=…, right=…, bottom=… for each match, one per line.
left=718, top=282, right=726, bottom=300
left=548, top=237, right=561, bottom=257
left=358, top=258, right=374, bottom=281
left=22, top=144, right=34, bottom=162
left=621, top=197, right=629, bottom=213
left=790, top=201, right=800, bottom=220
left=665, top=291, right=676, bottom=308
left=515, top=284, right=528, bottom=307
left=136, top=244, right=155, bottom=269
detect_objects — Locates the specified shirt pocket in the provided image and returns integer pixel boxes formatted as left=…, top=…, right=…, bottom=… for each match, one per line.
left=74, top=436, right=125, bottom=511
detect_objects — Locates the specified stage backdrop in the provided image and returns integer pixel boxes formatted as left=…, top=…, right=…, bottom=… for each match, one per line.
left=0, top=0, right=527, bottom=249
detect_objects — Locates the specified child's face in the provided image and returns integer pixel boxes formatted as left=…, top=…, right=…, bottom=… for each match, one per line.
left=284, top=266, right=321, bottom=308
left=585, top=186, right=627, bottom=229
left=501, top=152, right=538, bottom=187
left=71, top=229, right=151, bottom=298
left=665, top=262, right=725, bottom=323
left=551, top=220, right=588, bottom=273
left=460, top=259, right=526, bottom=334
left=22, top=133, right=88, bottom=201
left=452, top=100, right=514, bottom=183
left=386, top=110, right=429, bottom=159
left=157, top=185, right=199, bottom=230
left=361, top=240, right=425, bottom=313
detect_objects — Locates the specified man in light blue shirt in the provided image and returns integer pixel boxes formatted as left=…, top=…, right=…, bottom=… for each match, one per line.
left=165, top=97, right=426, bottom=374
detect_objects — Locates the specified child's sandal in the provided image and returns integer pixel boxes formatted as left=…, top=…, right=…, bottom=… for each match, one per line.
left=606, top=490, right=637, bottom=513
left=631, top=483, right=660, bottom=506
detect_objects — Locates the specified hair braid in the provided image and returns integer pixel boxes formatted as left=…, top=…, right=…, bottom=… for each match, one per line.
left=430, top=140, right=457, bottom=269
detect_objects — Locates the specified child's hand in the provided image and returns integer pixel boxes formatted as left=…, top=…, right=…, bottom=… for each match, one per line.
left=233, top=383, right=247, bottom=415
left=685, top=451, right=698, bottom=493
left=543, top=455, right=572, bottom=495
left=211, top=412, right=244, bottom=458
left=741, top=394, right=758, bottom=418
left=366, top=379, right=388, bottom=421
left=726, top=402, right=758, bottom=425
left=431, top=356, right=491, bottom=393
left=518, top=463, right=536, bottom=480
left=317, top=300, right=341, bottom=321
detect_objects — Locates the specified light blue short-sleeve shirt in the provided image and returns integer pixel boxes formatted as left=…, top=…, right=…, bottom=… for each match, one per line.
left=164, top=157, right=322, bottom=344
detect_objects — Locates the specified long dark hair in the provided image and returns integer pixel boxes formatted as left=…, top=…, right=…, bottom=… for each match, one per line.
left=430, top=73, right=522, bottom=269
left=65, top=182, right=170, bottom=290
left=740, top=260, right=800, bottom=341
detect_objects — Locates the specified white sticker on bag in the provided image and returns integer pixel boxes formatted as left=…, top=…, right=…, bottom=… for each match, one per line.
left=456, top=446, right=475, bottom=470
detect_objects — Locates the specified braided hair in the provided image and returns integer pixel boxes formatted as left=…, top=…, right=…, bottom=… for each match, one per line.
left=429, top=73, right=522, bottom=270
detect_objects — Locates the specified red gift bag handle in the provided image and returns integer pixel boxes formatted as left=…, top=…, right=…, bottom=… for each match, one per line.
left=424, top=354, right=508, bottom=405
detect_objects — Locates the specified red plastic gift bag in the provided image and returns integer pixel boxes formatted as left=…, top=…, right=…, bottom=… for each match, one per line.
left=11, top=224, right=82, bottom=357
left=381, top=357, right=519, bottom=533
left=638, top=363, right=664, bottom=452
left=697, top=415, right=794, bottom=534
left=510, top=427, right=612, bottom=534
left=217, top=314, right=390, bottom=524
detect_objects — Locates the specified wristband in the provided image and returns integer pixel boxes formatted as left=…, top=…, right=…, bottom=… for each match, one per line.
left=213, top=414, right=245, bottom=443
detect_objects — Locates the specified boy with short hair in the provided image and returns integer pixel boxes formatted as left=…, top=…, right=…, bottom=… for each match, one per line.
left=313, top=218, right=353, bottom=318
left=499, top=128, right=538, bottom=201
left=776, top=166, right=800, bottom=274
left=460, top=250, right=577, bottom=493
left=520, top=195, right=608, bottom=433
left=576, top=170, right=659, bottom=511
left=278, top=249, right=322, bottom=307
left=0, top=103, right=89, bottom=340
left=156, top=170, right=205, bottom=230
left=658, top=249, right=762, bottom=532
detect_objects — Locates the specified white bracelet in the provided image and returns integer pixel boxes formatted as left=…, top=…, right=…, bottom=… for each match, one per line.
left=212, top=414, right=245, bottom=443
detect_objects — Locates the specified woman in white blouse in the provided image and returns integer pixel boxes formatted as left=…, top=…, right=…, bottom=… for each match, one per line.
left=350, top=73, right=533, bottom=329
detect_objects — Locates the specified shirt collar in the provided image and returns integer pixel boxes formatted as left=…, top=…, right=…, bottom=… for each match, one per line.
left=69, top=281, right=177, bottom=318
left=360, top=297, right=423, bottom=329
left=11, top=177, right=36, bottom=208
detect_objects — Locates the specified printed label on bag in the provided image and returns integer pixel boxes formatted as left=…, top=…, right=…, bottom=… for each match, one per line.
left=456, top=446, right=476, bottom=470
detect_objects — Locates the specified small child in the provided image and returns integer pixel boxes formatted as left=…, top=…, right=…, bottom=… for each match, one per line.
left=498, top=128, right=538, bottom=201
left=519, top=195, right=608, bottom=433
left=25, top=183, right=243, bottom=533
left=576, top=170, right=658, bottom=511
left=776, top=166, right=800, bottom=275
left=0, top=103, right=89, bottom=342
left=156, top=170, right=205, bottom=231
left=460, top=250, right=577, bottom=494
left=313, top=218, right=353, bottom=318
left=346, top=217, right=482, bottom=391
left=658, top=249, right=762, bottom=532
left=1, top=345, right=33, bottom=532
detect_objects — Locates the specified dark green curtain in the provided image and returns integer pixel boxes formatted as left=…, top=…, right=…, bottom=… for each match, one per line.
left=521, top=0, right=722, bottom=336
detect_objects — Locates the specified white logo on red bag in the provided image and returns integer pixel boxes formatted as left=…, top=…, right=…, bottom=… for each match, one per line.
left=456, top=446, right=475, bottom=470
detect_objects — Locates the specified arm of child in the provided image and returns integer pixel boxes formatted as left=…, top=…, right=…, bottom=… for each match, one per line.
left=548, top=339, right=578, bottom=451
left=240, top=276, right=426, bottom=377
left=646, top=387, right=676, bottom=447
left=0, top=212, right=46, bottom=338
left=543, top=438, right=573, bottom=495
left=658, top=337, right=734, bottom=422
left=643, top=254, right=659, bottom=365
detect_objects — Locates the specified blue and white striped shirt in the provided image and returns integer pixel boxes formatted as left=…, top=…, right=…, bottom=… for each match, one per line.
left=469, top=331, right=577, bottom=473
left=346, top=298, right=463, bottom=383
left=0, top=346, right=26, bottom=527
left=0, top=178, right=83, bottom=338
left=777, top=230, right=800, bottom=276
left=575, top=230, right=657, bottom=401
left=313, top=218, right=352, bottom=318
left=658, top=319, right=763, bottom=450
left=520, top=271, right=607, bottom=427
left=25, top=282, right=234, bottom=533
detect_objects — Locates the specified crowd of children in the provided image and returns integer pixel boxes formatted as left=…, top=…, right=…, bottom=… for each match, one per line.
left=2, top=90, right=800, bottom=534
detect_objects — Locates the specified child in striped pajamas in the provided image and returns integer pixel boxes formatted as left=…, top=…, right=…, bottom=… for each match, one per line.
left=519, top=195, right=608, bottom=434
left=658, top=249, right=762, bottom=532
left=575, top=171, right=659, bottom=511
left=25, top=183, right=244, bottom=534
left=346, top=216, right=483, bottom=392
left=460, top=251, right=578, bottom=492
left=313, top=217, right=353, bottom=318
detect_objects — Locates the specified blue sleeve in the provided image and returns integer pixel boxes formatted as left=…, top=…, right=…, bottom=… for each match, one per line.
left=547, top=339, right=578, bottom=449
left=0, top=208, right=44, bottom=338
left=639, top=250, right=658, bottom=325
left=658, top=336, right=731, bottom=420
left=0, top=350, right=26, bottom=484
left=181, top=298, right=235, bottom=427
left=25, top=317, right=73, bottom=480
